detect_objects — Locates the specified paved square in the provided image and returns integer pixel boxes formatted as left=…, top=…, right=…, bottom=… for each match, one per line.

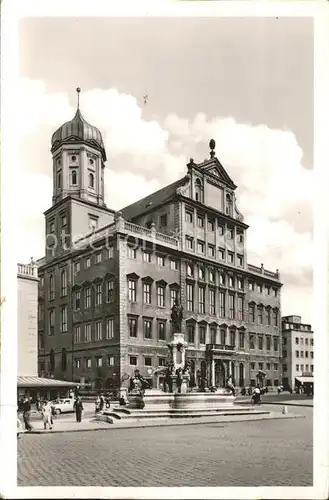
left=17, top=405, right=312, bottom=487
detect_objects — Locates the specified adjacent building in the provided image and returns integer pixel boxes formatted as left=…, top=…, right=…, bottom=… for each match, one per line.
left=37, top=102, right=283, bottom=391
left=281, top=315, right=314, bottom=391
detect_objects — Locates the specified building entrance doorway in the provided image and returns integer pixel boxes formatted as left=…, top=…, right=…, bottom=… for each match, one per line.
left=239, top=363, right=244, bottom=387
left=215, top=360, right=225, bottom=387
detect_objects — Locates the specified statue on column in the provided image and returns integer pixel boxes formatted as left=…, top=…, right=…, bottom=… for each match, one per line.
left=171, top=300, right=184, bottom=334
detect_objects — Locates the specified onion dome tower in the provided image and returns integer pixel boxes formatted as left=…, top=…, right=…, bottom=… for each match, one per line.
left=50, top=88, right=106, bottom=206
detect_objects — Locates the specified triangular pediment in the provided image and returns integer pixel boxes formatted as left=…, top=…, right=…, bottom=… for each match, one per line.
left=198, top=158, right=236, bottom=189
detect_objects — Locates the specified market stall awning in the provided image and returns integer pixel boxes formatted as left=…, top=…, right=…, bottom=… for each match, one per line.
left=17, top=376, right=77, bottom=388
left=295, top=376, right=314, bottom=384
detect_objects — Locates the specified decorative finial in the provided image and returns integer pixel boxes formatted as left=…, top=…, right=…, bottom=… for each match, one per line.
left=76, top=87, right=81, bottom=110
left=209, top=138, right=216, bottom=158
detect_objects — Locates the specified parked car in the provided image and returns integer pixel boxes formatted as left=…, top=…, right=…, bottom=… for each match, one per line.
left=51, top=398, right=75, bottom=415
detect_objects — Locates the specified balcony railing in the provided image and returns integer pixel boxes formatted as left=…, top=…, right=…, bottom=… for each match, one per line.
left=248, top=263, right=280, bottom=280
left=17, top=263, right=38, bottom=278
left=206, top=343, right=236, bottom=353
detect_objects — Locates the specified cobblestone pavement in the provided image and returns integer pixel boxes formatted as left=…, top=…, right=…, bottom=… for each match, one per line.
left=17, top=405, right=313, bottom=487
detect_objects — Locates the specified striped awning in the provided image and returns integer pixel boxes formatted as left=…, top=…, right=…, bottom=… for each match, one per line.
left=17, top=376, right=77, bottom=388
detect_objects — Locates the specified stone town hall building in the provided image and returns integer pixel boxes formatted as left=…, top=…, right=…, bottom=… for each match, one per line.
left=37, top=101, right=283, bottom=391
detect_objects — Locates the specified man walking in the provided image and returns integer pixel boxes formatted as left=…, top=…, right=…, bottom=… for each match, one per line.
left=74, top=397, right=84, bottom=423
left=22, top=396, right=33, bottom=431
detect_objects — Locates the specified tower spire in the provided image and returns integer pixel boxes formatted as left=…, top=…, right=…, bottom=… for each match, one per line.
left=76, top=87, right=81, bottom=110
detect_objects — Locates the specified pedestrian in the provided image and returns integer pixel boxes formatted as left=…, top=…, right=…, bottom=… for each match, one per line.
left=74, top=397, right=84, bottom=423
left=22, top=396, right=33, bottom=431
left=99, top=393, right=105, bottom=412
left=252, top=386, right=261, bottom=405
left=105, top=394, right=111, bottom=409
left=95, top=396, right=100, bottom=414
left=41, top=401, right=53, bottom=430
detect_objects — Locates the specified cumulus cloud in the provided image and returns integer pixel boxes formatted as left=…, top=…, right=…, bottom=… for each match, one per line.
left=15, top=78, right=313, bottom=321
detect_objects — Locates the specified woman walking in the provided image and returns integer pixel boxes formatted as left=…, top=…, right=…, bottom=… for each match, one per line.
left=41, top=401, right=53, bottom=430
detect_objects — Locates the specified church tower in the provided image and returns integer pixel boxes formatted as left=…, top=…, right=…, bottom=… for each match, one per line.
left=50, top=88, right=106, bottom=207
left=44, top=88, right=114, bottom=260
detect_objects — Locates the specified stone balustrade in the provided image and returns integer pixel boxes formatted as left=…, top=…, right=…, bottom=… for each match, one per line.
left=17, top=263, right=38, bottom=278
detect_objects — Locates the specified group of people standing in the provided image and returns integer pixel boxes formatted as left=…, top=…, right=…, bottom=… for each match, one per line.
left=17, top=396, right=55, bottom=434
left=94, top=393, right=111, bottom=414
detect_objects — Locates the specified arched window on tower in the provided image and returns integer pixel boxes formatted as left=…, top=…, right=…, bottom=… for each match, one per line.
left=57, top=173, right=62, bottom=190
left=195, top=178, right=203, bottom=202
left=226, top=193, right=233, bottom=217
left=61, top=348, right=67, bottom=372
left=89, top=173, right=94, bottom=189
left=50, top=349, right=55, bottom=374
left=71, top=170, right=77, bottom=186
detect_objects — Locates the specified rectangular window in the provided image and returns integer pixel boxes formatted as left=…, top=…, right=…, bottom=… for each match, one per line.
left=273, top=337, right=279, bottom=351
left=239, top=331, right=245, bottom=349
left=74, top=261, right=80, bottom=274
left=107, top=356, right=114, bottom=367
left=38, top=304, right=44, bottom=322
left=218, top=248, right=225, bottom=260
left=274, top=363, right=278, bottom=371
left=128, top=280, right=137, bottom=302
left=160, top=214, right=168, bottom=227
left=157, top=286, right=165, bottom=307
left=249, top=334, right=255, bottom=350
left=283, top=350, right=287, bottom=358
left=311, top=351, right=314, bottom=359
left=227, top=252, right=234, bottom=264
left=198, top=267, right=205, bottom=280
left=144, top=357, right=152, bottom=367
left=295, top=337, right=299, bottom=344
left=300, top=351, right=304, bottom=358
left=250, top=362, right=255, bottom=370
left=108, top=246, right=114, bottom=259
left=143, top=283, right=152, bottom=304
left=198, top=286, right=205, bottom=314
left=305, top=364, right=309, bottom=371
left=85, top=287, right=91, bottom=309
left=96, top=284, right=102, bottom=305
left=185, top=211, right=193, bottom=223
left=207, top=219, right=215, bottom=231
left=220, top=329, right=226, bottom=345
left=296, top=364, right=299, bottom=372
left=209, top=289, right=215, bottom=315
left=85, top=324, right=91, bottom=342
left=259, top=362, right=263, bottom=370
left=229, top=330, right=236, bottom=346
left=89, top=216, right=98, bottom=230
left=305, top=351, right=309, bottom=358
left=187, top=324, right=195, bottom=344
left=210, top=327, right=217, bottom=344
left=95, top=252, right=101, bottom=264
left=144, top=319, right=152, bottom=339
left=208, top=244, right=215, bottom=257
left=130, top=356, right=137, bottom=366
left=258, top=336, right=263, bottom=350
left=199, top=326, right=206, bottom=345
left=266, top=308, right=271, bottom=325
left=96, top=357, right=102, bottom=367
left=128, top=317, right=137, bottom=338
left=86, top=358, right=92, bottom=369
left=273, top=309, right=279, bottom=326
left=257, top=306, right=263, bottom=325
left=95, top=321, right=102, bottom=341
left=158, top=322, right=166, bottom=341
left=237, top=297, right=244, bottom=321
left=86, top=257, right=91, bottom=268
left=310, top=339, right=314, bottom=346
left=237, top=255, right=244, bottom=266
left=60, top=307, right=67, bottom=333
left=170, top=288, right=179, bottom=308
left=186, top=236, right=194, bottom=250
left=127, top=245, right=137, bottom=259
left=265, top=285, right=270, bottom=296
left=248, top=304, right=255, bottom=322
left=227, top=228, right=234, bottom=239
left=170, top=259, right=178, bottom=270
left=49, top=275, right=55, bottom=301
left=237, top=278, right=243, bottom=290
left=75, top=359, right=81, bottom=369
left=187, top=284, right=194, bottom=312
left=266, top=336, right=271, bottom=351
left=49, top=221, right=55, bottom=234
left=229, top=276, right=234, bottom=288
left=266, top=363, right=271, bottom=371
left=305, top=338, right=308, bottom=345
left=219, top=273, right=225, bottom=286
left=197, top=240, right=205, bottom=254
left=197, top=215, right=204, bottom=228
left=248, top=281, right=254, bottom=291
left=209, top=270, right=215, bottom=283
left=157, top=255, right=165, bottom=267
left=296, top=350, right=300, bottom=358
left=107, top=280, right=114, bottom=302
left=159, top=357, right=166, bottom=367
left=311, top=365, right=314, bottom=372
left=218, top=225, right=224, bottom=235
left=257, top=284, right=262, bottom=294
left=74, top=325, right=81, bottom=343
left=229, top=294, right=235, bottom=319
left=105, top=318, right=114, bottom=339
left=300, top=364, right=304, bottom=372
left=60, top=269, right=67, bottom=297
left=219, top=291, right=225, bottom=318
left=143, top=251, right=151, bottom=263
left=74, top=291, right=81, bottom=310
left=48, top=310, right=54, bottom=335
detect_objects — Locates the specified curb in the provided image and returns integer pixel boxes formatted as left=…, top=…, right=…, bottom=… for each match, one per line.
left=19, top=413, right=305, bottom=435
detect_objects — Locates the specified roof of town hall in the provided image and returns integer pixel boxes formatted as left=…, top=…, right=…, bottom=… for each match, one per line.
left=121, top=176, right=188, bottom=221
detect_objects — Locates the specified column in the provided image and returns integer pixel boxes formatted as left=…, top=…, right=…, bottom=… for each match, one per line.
left=211, top=359, right=215, bottom=387
left=231, top=361, right=235, bottom=384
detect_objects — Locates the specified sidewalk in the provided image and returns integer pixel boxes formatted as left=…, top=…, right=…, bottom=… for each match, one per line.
left=19, top=409, right=304, bottom=435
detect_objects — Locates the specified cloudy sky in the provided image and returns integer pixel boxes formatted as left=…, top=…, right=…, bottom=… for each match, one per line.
left=17, top=16, right=313, bottom=322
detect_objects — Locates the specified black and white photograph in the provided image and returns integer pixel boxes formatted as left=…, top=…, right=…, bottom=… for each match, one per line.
left=1, top=1, right=329, bottom=498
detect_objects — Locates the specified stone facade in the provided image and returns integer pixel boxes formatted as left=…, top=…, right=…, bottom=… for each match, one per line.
left=17, top=263, right=39, bottom=377
left=37, top=110, right=283, bottom=391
